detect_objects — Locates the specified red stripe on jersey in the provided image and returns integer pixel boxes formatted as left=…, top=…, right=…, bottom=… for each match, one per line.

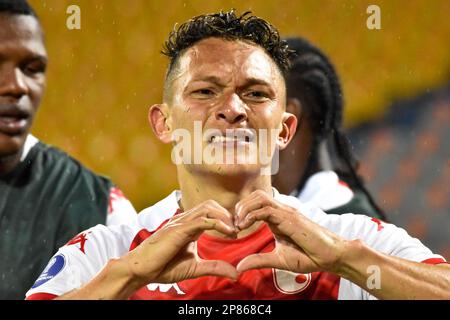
left=371, top=218, right=385, bottom=231
left=338, top=180, right=349, bottom=188
left=26, top=293, right=58, bottom=300
left=65, top=232, right=91, bottom=254
left=108, top=187, right=127, bottom=214
left=421, top=258, right=448, bottom=265
left=129, top=228, right=152, bottom=251
left=129, top=209, right=183, bottom=251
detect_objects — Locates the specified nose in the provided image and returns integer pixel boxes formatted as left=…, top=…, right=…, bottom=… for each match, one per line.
left=216, top=93, right=247, bottom=124
left=0, top=65, right=29, bottom=99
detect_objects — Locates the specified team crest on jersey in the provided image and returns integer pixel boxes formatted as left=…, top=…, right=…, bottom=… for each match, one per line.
left=31, top=254, right=66, bottom=288
left=146, top=283, right=186, bottom=295
left=272, top=269, right=312, bottom=294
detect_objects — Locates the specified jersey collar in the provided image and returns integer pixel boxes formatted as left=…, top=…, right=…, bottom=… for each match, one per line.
left=20, top=134, right=39, bottom=162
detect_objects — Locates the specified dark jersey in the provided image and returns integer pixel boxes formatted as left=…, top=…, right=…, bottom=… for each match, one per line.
left=0, top=137, right=136, bottom=299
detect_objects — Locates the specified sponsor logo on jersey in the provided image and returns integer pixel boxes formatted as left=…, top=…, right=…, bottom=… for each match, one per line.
left=31, top=254, right=66, bottom=288
left=273, top=269, right=312, bottom=294
left=146, top=283, right=186, bottom=295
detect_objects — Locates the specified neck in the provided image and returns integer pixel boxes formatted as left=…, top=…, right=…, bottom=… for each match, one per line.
left=0, top=151, right=22, bottom=177
left=177, top=165, right=273, bottom=238
left=298, top=140, right=333, bottom=190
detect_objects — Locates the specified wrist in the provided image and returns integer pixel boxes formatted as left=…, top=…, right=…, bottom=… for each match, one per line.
left=333, top=239, right=366, bottom=279
left=103, top=257, right=146, bottom=299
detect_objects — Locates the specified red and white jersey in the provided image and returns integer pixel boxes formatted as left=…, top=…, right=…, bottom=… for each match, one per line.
left=26, top=189, right=446, bottom=300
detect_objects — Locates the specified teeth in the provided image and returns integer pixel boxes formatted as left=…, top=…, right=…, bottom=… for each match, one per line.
left=1, top=117, right=17, bottom=122
left=210, top=135, right=251, bottom=143
left=0, top=117, right=21, bottom=124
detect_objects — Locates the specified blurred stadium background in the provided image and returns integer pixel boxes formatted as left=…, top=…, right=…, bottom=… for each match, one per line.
left=29, top=0, right=449, bottom=256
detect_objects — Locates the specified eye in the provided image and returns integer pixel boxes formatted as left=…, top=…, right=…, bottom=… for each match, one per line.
left=249, top=91, right=265, bottom=97
left=245, top=90, right=269, bottom=101
left=22, top=60, right=47, bottom=76
left=191, top=88, right=215, bottom=98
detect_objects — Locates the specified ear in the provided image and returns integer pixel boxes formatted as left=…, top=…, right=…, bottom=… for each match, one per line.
left=277, top=112, right=298, bottom=150
left=148, top=104, right=172, bottom=144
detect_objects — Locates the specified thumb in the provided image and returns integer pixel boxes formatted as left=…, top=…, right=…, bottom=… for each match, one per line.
left=194, top=259, right=238, bottom=280
left=236, top=252, right=282, bottom=273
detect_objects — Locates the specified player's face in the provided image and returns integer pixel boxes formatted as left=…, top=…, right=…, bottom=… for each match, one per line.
left=0, top=14, right=47, bottom=159
left=164, top=37, right=293, bottom=175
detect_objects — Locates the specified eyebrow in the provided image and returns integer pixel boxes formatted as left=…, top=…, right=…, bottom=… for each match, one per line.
left=190, top=76, right=272, bottom=88
left=0, top=52, right=48, bottom=65
left=27, top=54, right=48, bottom=64
left=243, top=77, right=272, bottom=88
left=190, top=76, right=227, bottom=88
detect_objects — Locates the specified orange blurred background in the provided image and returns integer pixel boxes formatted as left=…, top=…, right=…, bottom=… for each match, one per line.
left=28, top=0, right=450, bottom=211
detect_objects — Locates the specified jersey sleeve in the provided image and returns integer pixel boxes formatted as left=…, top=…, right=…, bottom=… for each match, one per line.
left=25, top=223, right=133, bottom=299
left=320, top=213, right=447, bottom=300
left=106, top=186, right=137, bottom=226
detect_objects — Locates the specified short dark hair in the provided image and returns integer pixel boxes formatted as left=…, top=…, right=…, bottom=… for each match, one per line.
left=162, top=10, right=293, bottom=76
left=0, top=0, right=37, bottom=17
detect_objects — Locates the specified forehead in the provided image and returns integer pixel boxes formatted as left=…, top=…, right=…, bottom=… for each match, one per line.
left=0, top=14, right=46, bottom=58
left=176, top=37, right=283, bottom=85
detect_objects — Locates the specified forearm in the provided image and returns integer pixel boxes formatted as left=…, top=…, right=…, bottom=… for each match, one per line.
left=337, top=240, right=450, bottom=300
left=55, top=258, right=143, bottom=300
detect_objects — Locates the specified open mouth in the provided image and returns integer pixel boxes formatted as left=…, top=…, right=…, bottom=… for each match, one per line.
left=0, top=107, right=30, bottom=135
left=208, top=129, right=255, bottom=144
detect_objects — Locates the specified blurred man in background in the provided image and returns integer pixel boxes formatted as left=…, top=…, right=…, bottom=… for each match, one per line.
left=0, top=0, right=136, bottom=299
left=273, top=37, right=385, bottom=219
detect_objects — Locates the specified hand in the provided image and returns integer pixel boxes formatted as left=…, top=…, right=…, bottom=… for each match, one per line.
left=124, top=200, right=238, bottom=287
left=234, top=190, right=348, bottom=275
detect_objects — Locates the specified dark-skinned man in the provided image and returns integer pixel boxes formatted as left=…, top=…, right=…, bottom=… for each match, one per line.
left=0, top=0, right=136, bottom=299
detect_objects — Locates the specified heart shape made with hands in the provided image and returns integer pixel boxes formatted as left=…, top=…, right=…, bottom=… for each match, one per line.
left=131, top=190, right=343, bottom=287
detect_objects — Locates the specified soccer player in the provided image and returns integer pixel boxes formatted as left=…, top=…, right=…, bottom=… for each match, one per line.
left=0, top=0, right=136, bottom=299
left=273, top=37, right=385, bottom=219
left=26, top=10, right=449, bottom=300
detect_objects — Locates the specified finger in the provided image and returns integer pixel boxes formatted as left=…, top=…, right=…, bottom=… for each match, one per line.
left=194, top=259, right=238, bottom=280
left=236, top=252, right=283, bottom=273
left=178, top=201, right=236, bottom=231
left=180, top=217, right=236, bottom=239
left=235, top=191, right=278, bottom=227
left=201, top=203, right=235, bottom=230
left=146, top=218, right=236, bottom=271
left=238, top=206, right=285, bottom=230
